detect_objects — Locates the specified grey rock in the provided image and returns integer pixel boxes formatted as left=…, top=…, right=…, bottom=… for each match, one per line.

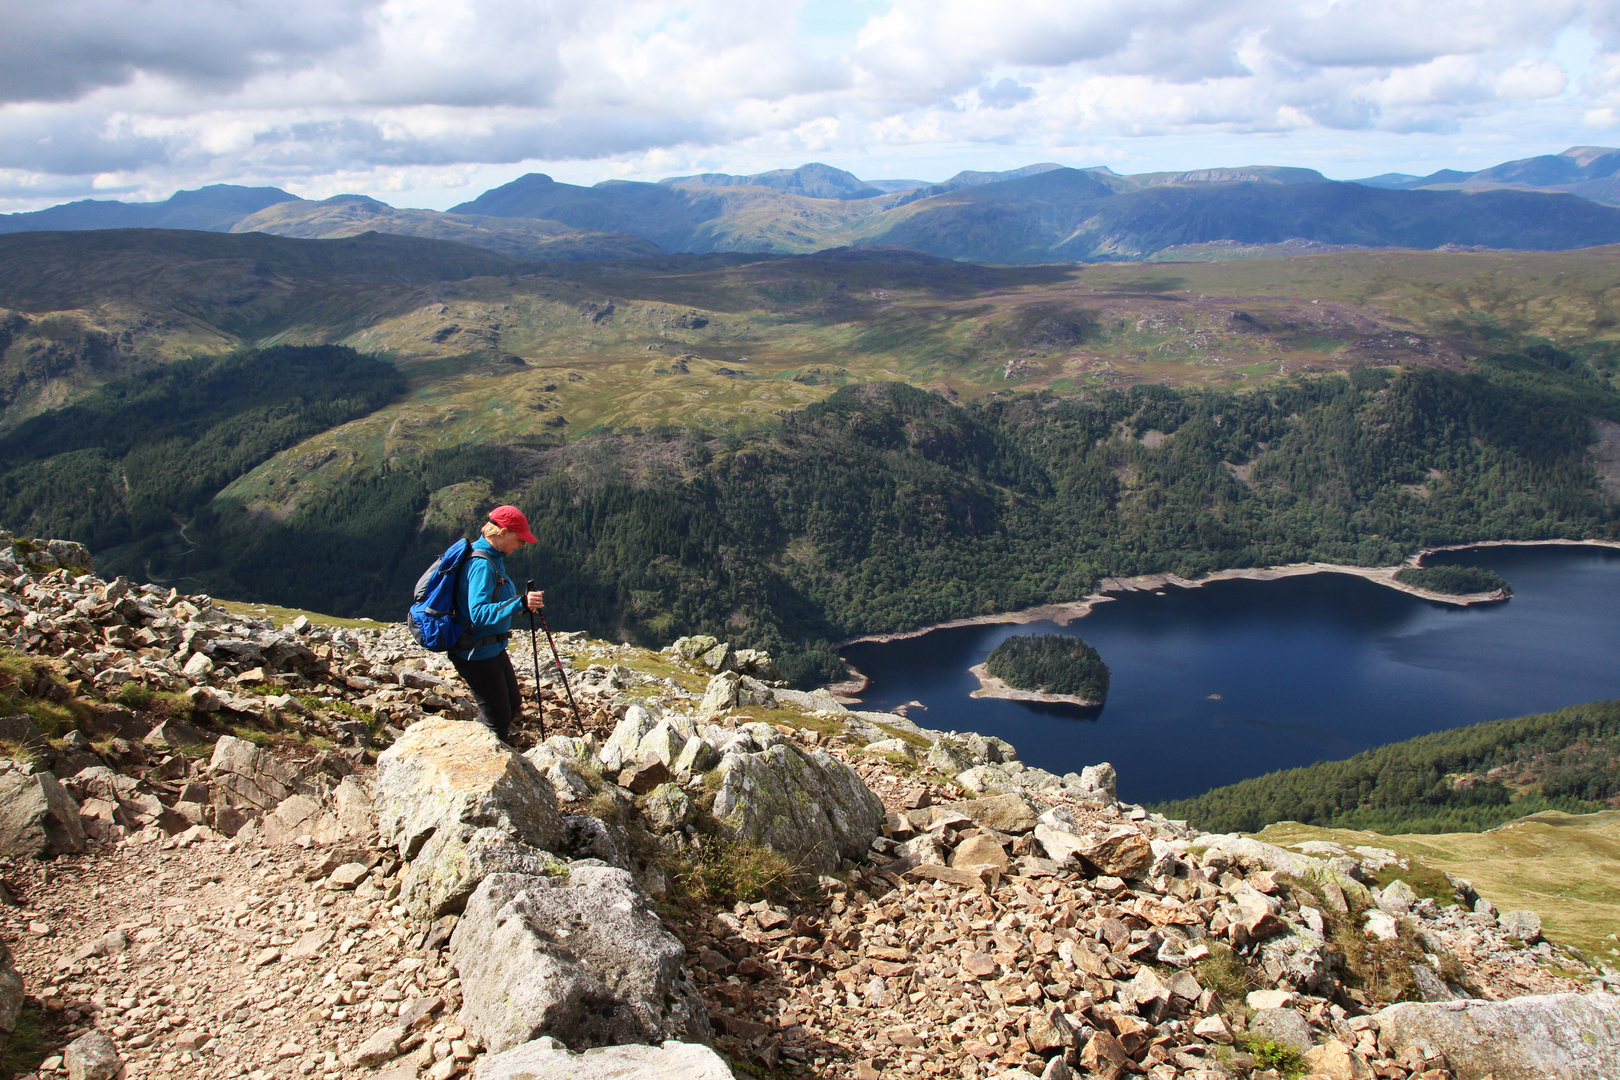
left=598, top=707, right=658, bottom=773
left=710, top=742, right=884, bottom=873
left=0, top=764, right=86, bottom=857
left=924, top=739, right=974, bottom=775
left=671, top=736, right=720, bottom=777
left=1077, top=762, right=1117, bottom=801
left=450, top=869, right=710, bottom=1055
left=63, top=1029, right=121, bottom=1080
left=345, top=1026, right=402, bottom=1068
left=143, top=718, right=206, bottom=749
left=475, top=1037, right=735, bottom=1080
left=1499, top=909, right=1543, bottom=943
left=1249, top=1007, right=1314, bottom=1053
left=1379, top=878, right=1418, bottom=915
left=0, top=714, right=45, bottom=751
left=642, top=783, right=693, bottom=832
left=698, top=672, right=741, bottom=715
left=401, top=824, right=569, bottom=919
left=0, top=941, right=20, bottom=1034
left=1377, top=992, right=1620, bottom=1080
left=374, top=717, right=561, bottom=859
left=556, top=814, right=628, bottom=869
left=209, top=734, right=302, bottom=810
left=669, top=635, right=721, bottom=663
left=1411, top=964, right=1460, bottom=1002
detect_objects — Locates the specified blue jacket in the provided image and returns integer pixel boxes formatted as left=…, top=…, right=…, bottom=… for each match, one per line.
left=452, top=537, right=522, bottom=661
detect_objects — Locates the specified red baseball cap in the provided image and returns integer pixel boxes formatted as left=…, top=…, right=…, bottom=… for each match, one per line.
left=488, top=505, right=537, bottom=544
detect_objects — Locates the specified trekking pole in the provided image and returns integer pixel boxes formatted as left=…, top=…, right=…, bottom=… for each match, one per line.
left=527, top=579, right=584, bottom=735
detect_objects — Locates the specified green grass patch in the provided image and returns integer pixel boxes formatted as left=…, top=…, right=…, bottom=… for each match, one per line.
left=1233, top=1034, right=1306, bottom=1078
left=0, top=1002, right=48, bottom=1077
left=669, top=838, right=800, bottom=908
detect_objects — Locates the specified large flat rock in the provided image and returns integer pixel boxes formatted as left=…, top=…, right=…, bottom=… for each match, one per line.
left=1376, top=992, right=1620, bottom=1080
left=375, top=718, right=562, bottom=858
left=710, top=742, right=883, bottom=874
left=0, top=764, right=85, bottom=858
left=451, top=868, right=710, bottom=1055
left=475, top=1037, right=733, bottom=1080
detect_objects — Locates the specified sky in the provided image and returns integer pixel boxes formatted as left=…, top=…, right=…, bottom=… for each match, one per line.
left=4, top=0, right=1620, bottom=213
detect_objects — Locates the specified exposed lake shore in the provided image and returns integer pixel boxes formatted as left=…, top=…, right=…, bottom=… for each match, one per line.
left=837, top=539, right=1620, bottom=647
left=967, top=662, right=1102, bottom=707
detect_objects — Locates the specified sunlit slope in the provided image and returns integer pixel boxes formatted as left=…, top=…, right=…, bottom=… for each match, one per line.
left=7, top=232, right=1620, bottom=468
left=1258, top=814, right=1620, bottom=963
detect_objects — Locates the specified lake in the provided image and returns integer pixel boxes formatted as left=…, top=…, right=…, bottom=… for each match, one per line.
left=839, top=545, right=1620, bottom=805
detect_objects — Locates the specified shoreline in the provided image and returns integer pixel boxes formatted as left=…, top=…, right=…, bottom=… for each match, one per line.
left=967, top=663, right=1101, bottom=708
left=837, top=537, right=1620, bottom=647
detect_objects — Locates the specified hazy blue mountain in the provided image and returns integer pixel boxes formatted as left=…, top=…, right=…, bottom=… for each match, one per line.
left=1349, top=146, right=1620, bottom=205
left=658, top=162, right=884, bottom=199
left=0, top=184, right=298, bottom=234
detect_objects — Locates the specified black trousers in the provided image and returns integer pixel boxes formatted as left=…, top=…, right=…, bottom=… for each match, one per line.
left=449, top=650, right=522, bottom=740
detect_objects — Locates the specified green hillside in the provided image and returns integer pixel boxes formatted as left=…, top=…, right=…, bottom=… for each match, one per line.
left=1158, top=701, right=1620, bottom=834
left=231, top=196, right=661, bottom=262
left=35, top=346, right=1617, bottom=686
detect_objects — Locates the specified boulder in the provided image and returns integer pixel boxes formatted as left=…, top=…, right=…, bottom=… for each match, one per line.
left=1499, top=909, right=1543, bottom=943
left=950, top=834, right=1009, bottom=870
left=950, top=793, right=1038, bottom=834
left=401, top=824, right=569, bottom=919
left=450, top=868, right=711, bottom=1055
left=375, top=718, right=562, bottom=859
left=925, top=739, right=974, bottom=775
left=1075, top=823, right=1153, bottom=878
left=0, top=714, right=46, bottom=752
left=671, top=736, right=720, bottom=777
left=1249, top=1007, right=1314, bottom=1053
left=669, top=636, right=721, bottom=663
left=1303, top=1039, right=1374, bottom=1080
left=0, top=941, right=21, bottom=1034
left=142, top=718, right=206, bottom=749
left=1376, top=992, right=1620, bottom=1080
left=209, top=734, right=303, bottom=811
left=1076, top=762, right=1117, bottom=801
left=699, top=672, right=741, bottom=715
left=710, top=743, right=884, bottom=873
left=598, top=707, right=658, bottom=773
left=63, top=1029, right=121, bottom=1080
left=0, top=764, right=86, bottom=857
left=475, top=1037, right=735, bottom=1080
left=262, top=793, right=342, bottom=846
left=1378, top=879, right=1418, bottom=915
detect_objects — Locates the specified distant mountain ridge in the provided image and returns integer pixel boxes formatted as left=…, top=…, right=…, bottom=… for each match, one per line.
left=6, top=146, right=1620, bottom=264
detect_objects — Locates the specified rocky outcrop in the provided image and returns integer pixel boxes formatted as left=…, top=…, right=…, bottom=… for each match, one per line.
left=451, top=868, right=711, bottom=1055
left=710, top=739, right=884, bottom=873
left=474, top=1037, right=734, bottom=1080
left=1376, top=992, right=1620, bottom=1079
left=0, top=762, right=86, bottom=857
left=400, top=823, right=569, bottom=919
left=375, top=717, right=562, bottom=859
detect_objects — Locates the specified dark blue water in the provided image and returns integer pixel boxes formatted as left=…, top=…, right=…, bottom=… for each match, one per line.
left=840, top=546, right=1620, bottom=805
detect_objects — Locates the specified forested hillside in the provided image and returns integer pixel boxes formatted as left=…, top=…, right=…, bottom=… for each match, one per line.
left=0, top=345, right=406, bottom=553
left=1156, top=700, right=1620, bottom=834
left=20, top=341, right=1609, bottom=687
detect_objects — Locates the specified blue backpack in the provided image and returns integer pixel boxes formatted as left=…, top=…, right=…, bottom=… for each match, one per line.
left=408, top=539, right=509, bottom=653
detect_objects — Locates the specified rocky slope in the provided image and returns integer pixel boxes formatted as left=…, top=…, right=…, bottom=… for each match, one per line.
left=0, top=532, right=1616, bottom=1080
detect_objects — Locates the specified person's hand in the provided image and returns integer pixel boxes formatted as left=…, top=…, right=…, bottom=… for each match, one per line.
left=525, top=589, right=545, bottom=612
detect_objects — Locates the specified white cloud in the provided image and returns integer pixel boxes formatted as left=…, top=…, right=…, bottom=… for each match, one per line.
left=0, top=0, right=1615, bottom=210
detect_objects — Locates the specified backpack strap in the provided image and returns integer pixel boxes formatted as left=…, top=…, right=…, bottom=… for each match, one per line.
left=452, top=547, right=514, bottom=652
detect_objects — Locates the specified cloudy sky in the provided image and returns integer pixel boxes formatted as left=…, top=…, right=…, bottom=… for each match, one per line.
left=2, top=0, right=1618, bottom=212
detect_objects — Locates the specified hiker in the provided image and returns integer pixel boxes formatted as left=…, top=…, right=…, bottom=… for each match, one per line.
left=449, top=505, right=546, bottom=741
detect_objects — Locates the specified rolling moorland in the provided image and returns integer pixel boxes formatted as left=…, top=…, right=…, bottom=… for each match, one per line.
left=10, top=146, right=1620, bottom=265
left=0, top=229, right=1617, bottom=687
